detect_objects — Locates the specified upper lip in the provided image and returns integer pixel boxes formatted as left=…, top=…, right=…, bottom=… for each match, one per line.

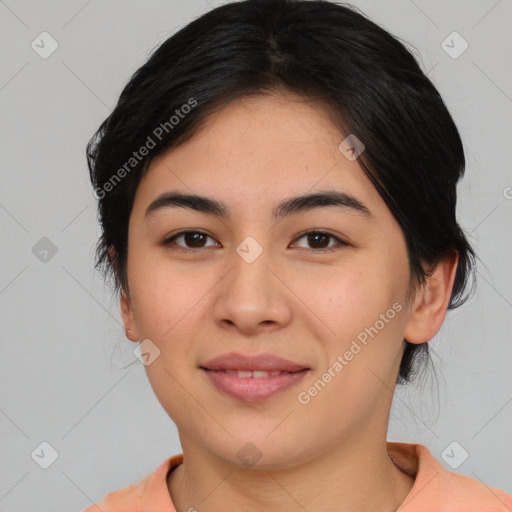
left=201, top=353, right=309, bottom=372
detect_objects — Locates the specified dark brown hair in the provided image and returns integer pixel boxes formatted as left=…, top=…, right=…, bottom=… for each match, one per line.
left=87, top=0, right=475, bottom=384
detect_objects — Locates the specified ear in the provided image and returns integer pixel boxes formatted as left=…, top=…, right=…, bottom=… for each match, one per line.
left=120, top=287, right=139, bottom=342
left=403, top=252, right=459, bottom=344
left=108, top=246, right=139, bottom=342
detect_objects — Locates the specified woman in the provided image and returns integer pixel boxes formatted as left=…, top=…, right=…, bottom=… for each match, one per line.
left=83, top=0, right=511, bottom=510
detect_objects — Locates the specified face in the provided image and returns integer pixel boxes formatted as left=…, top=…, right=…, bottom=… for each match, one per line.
left=121, top=93, right=417, bottom=468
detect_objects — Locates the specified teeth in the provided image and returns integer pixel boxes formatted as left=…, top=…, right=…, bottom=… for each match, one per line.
left=223, top=370, right=285, bottom=378
left=253, top=371, right=270, bottom=378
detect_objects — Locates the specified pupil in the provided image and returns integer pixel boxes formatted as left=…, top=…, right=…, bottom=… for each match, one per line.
left=309, top=233, right=328, bottom=248
left=186, top=233, right=205, bottom=247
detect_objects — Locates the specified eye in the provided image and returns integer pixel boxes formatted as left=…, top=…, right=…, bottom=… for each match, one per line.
left=162, top=229, right=348, bottom=254
left=162, top=230, right=219, bottom=252
left=292, top=230, right=347, bottom=252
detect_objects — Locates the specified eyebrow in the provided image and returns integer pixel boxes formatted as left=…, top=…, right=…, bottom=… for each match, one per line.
left=144, top=190, right=373, bottom=221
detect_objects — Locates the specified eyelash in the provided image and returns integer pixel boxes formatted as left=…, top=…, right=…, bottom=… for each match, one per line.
left=162, top=230, right=348, bottom=254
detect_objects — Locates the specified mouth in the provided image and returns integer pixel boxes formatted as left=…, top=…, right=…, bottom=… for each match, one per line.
left=202, top=369, right=303, bottom=378
left=200, top=352, right=310, bottom=373
left=199, top=353, right=310, bottom=402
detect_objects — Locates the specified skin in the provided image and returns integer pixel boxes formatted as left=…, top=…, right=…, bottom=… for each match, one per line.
left=119, top=92, right=458, bottom=512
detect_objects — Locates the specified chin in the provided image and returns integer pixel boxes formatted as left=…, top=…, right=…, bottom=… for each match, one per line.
left=206, top=433, right=315, bottom=471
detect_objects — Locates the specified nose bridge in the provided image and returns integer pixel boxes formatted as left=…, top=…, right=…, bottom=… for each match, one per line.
left=213, top=234, right=290, bottom=332
left=229, top=234, right=274, bottom=302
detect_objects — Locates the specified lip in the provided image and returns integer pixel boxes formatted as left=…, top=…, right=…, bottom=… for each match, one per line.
left=202, top=368, right=310, bottom=402
left=200, top=352, right=310, bottom=402
left=201, top=352, right=309, bottom=372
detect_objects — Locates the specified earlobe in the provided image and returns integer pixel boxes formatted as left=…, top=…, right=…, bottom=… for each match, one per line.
left=109, top=245, right=139, bottom=342
left=403, top=252, right=459, bottom=344
left=120, top=288, right=139, bottom=342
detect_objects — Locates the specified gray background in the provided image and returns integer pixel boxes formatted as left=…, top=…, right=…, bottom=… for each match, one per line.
left=0, top=0, right=511, bottom=510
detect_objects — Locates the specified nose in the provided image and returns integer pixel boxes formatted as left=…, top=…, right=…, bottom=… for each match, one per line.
left=212, top=246, right=293, bottom=335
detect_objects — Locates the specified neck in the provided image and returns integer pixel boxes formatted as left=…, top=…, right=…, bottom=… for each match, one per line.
left=168, top=433, right=415, bottom=512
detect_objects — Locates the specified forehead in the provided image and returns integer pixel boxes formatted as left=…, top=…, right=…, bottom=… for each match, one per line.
left=131, top=93, right=387, bottom=221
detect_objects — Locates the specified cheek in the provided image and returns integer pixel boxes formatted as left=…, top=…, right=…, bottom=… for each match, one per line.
left=294, top=256, right=409, bottom=374
left=294, top=270, right=407, bottom=422
left=295, top=264, right=395, bottom=338
left=126, top=242, right=208, bottom=335
left=131, top=275, right=205, bottom=343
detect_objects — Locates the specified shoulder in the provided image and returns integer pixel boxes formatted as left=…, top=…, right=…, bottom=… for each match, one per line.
left=393, top=443, right=512, bottom=511
left=431, top=463, right=512, bottom=510
left=80, top=454, right=183, bottom=512
left=80, top=476, right=145, bottom=512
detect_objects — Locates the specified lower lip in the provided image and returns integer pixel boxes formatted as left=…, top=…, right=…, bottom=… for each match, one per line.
left=202, top=369, right=309, bottom=402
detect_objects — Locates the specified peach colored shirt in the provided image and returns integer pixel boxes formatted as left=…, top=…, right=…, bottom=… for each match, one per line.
left=82, top=442, right=512, bottom=511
